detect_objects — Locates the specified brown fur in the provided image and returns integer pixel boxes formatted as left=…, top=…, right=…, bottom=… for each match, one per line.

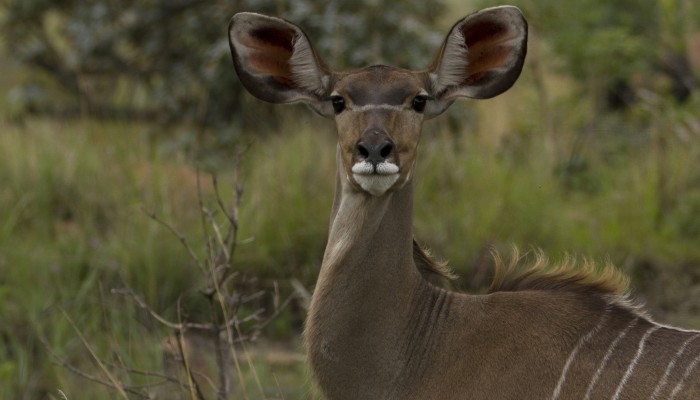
left=488, top=246, right=650, bottom=318
left=489, top=247, right=628, bottom=294
left=413, top=239, right=457, bottom=282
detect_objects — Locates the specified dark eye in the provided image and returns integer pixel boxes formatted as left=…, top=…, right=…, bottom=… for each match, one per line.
left=330, top=95, right=346, bottom=114
left=412, top=95, right=429, bottom=113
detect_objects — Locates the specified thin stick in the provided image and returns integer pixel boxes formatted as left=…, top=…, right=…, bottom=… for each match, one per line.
left=212, top=269, right=249, bottom=400
left=103, top=363, right=192, bottom=389
left=196, top=166, right=219, bottom=280
left=176, top=300, right=207, bottom=400
left=143, top=207, right=207, bottom=275
left=59, top=308, right=129, bottom=399
left=233, top=316, right=266, bottom=398
left=111, top=282, right=213, bottom=332
left=43, top=342, right=151, bottom=398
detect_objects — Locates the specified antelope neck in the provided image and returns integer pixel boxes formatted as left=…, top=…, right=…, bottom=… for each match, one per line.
left=321, top=160, right=419, bottom=285
left=304, top=150, right=426, bottom=396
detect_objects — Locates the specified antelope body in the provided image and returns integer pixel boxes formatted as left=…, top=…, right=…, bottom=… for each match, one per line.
left=228, top=6, right=700, bottom=399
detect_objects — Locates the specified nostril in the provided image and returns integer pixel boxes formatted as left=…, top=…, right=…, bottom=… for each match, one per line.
left=379, top=142, right=393, bottom=159
left=357, top=142, right=370, bottom=158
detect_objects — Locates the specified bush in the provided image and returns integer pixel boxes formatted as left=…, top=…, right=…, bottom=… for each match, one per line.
left=1, top=0, right=446, bottom=129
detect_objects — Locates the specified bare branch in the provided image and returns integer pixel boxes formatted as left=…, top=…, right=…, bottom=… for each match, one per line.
left=104, top=363, right=192, bottom=390
left=110, top=282, right=214, bottom=332
left=196, top=165, right=217, bottom=276
left=59, top=308, right=130, bottom=399
left=142, top=206, right=207, bottom=275
left=65, top=146, right=296, bottom=399
left=256, top=294, right=296, bottom=333
left=176, top=301, right=208, bottom=400
left=212, top=174, right=238, bottom=235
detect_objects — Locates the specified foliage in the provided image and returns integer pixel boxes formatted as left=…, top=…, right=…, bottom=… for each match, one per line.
left=2, top=104, right=700, bottom=396
left=0, top=118, right=317, bottom=398
left=525, top=0, right=657, bottom=81
left=479, top=0, right=699, bottom=106
left=275, top=0, right=446, bottom=70
left=0, top=0, right=446, bottom=130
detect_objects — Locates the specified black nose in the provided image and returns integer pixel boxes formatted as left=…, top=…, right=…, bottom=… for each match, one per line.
left=356, top=131, right=394, bottom=166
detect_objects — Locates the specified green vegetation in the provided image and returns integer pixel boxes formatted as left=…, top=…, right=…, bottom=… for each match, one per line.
left=1, top=0, right=699, bottom=398
left=2, top=91, right=700, bottom=398
left=0, top=0, right=445, bottom=131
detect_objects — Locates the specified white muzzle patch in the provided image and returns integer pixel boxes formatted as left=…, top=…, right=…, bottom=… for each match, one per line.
left=351, top=161, right=400, bottom=196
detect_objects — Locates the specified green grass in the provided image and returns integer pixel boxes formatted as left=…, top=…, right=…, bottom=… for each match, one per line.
left=0, top=118, right=186, bottom=398
left=0, top=116, right=326, bottom=399
left=1, top=89, right=700, bottom=398
left=236, top=115, right=336, bottom=284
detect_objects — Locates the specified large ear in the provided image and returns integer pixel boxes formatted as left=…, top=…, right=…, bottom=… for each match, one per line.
left=228, top=13, right=334, bottom=117
left=424, top=6, right=527, bottom=118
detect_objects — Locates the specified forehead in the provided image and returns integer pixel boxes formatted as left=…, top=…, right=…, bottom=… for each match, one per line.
left=335, top=65, right=424, bottom=106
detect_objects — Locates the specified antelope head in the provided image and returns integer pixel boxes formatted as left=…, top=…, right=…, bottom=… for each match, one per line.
left=229, top=6, right=527, bottom=196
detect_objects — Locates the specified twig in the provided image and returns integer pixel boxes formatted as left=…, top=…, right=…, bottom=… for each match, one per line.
left=214, top=144, right=250, bottom=271
left=176, top=300, right=207, bottom=400
left=93, top=147, right=292, bottom=399
left=207, top=287, right=231, bottom=400
left=113, top=282, right=262, bottom=343
left=211, top=174, right=241, bottom=286
left=196, top=165, right=218, bottom=280
left=57, top=309, right=130, bottom=399
left=256, top=294, right=296, bottom=333
left=232, top=316, right=265, bottom=397
left=103, top=363, right=191, bottom=389
left=142, top=206, right=207, bottom=275
left=111, top=282, right=212, bottom=332
left=212, top=174, right=238, bottom=237
left=42, top=339, right=152, bottom=399
left=206, top=206, right=230, bottom=264
left=41, top=318, right=204, bottom=397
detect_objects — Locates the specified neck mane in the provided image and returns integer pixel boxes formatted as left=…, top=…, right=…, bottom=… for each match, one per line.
left=488, top=248, right=650, bottom=320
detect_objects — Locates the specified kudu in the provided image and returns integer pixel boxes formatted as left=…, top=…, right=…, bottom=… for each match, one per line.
left=228, top=6, right=700, bottom=399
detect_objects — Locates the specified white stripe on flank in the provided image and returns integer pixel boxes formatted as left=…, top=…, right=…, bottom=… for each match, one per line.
left=652, top=322, right=700, bottom=334
left=583, top=318, right=639, bottom=400
left=611, top=325, right=661, bottom=400
left=550, top=308, right=611, bottom=400
left=650, top=333, right=700, bottom=400
left=348, top=104, right=405, bottom=113
left=668, top=347, right=700, bottom=400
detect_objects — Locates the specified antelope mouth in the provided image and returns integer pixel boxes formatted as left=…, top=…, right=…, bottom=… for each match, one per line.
left=351, top=161, right=400, bottom=196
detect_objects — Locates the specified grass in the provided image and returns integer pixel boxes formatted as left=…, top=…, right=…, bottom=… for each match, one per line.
left=1, top=79, right=700, bottom=398
left=0, top=116, right=327, bottom=399
left=0, top=118, right=184, bottom=398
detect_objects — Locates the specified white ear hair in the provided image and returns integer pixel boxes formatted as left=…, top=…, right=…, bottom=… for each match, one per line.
left=432, top=30, right=469, bottom=92
left=228, top=12, right=335, bottom=117
left=289, top=34, right=330, bottom=96
left=424, top=6, right=527, bottom=118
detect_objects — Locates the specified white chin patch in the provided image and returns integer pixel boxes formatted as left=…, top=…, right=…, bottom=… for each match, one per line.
left=351, top=161, right=400, bottom=196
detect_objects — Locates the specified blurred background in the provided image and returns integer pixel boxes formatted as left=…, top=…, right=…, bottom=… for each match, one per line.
left=1, top=0, right=699, bottom=398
